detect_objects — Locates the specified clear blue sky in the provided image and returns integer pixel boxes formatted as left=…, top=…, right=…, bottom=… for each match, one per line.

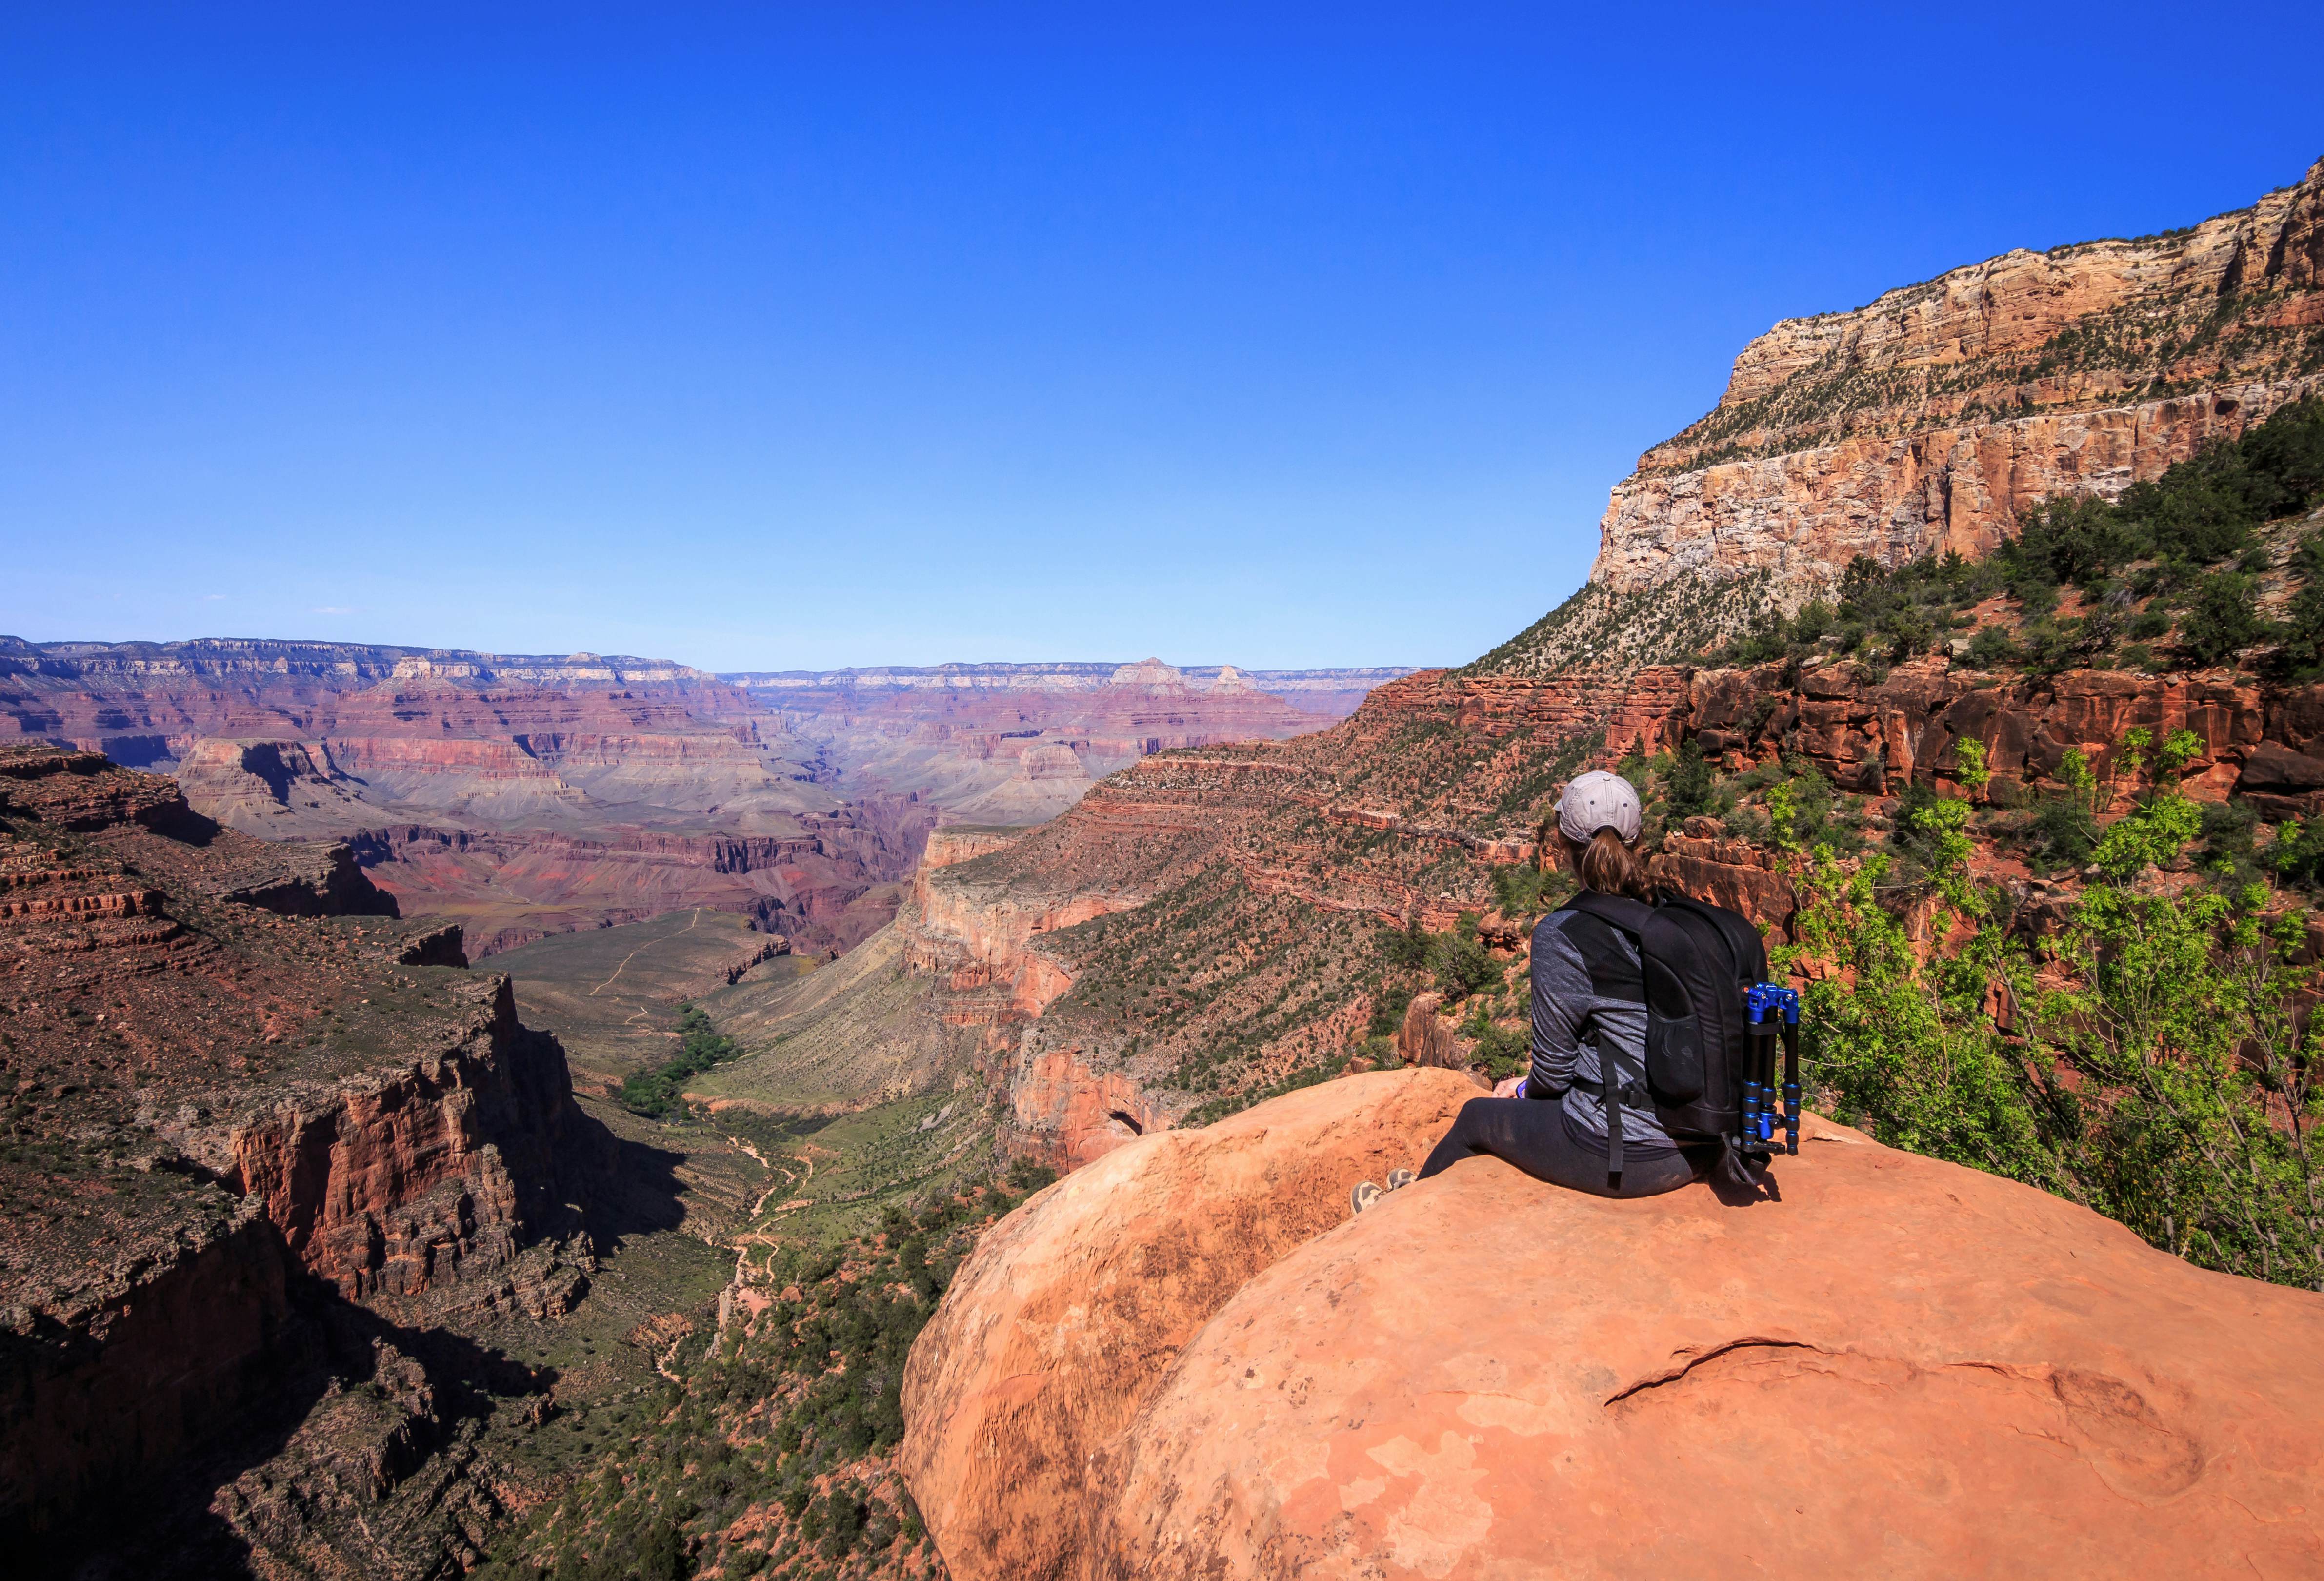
left=4, top=4, right=2320, bottom=671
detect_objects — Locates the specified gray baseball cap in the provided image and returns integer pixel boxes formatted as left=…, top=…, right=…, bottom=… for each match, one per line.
left=1557, top=770, right=1643, bottom=846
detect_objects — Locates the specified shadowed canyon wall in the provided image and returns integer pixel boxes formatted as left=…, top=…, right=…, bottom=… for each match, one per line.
left=0, top=745, right=607, bottom=1565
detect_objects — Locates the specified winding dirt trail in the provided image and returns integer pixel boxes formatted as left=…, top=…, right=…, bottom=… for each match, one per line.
left=589, top=908, right=702, bottom=997
left=715, top=1129, right=817, bottom=1288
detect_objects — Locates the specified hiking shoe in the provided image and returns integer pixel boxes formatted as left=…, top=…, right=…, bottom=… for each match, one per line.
left=1386, top=1168, right=1416, bottom=1192
left=1350, top=1180, right=1382, bottom=1215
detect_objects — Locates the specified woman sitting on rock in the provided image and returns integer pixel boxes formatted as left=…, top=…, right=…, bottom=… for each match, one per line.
left=1353, top=770, right=1708, bottom=1211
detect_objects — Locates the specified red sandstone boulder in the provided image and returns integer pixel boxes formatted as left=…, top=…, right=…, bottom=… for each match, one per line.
left=904, top=1079, right=2324, bottom=1581
left=1649, top=832, right=1796, bottom=934
left=2240, top=739, right=2324, bottom=793
left=897, top=1069, right=1483, bottom=1580
left=1395, top=993, right=1465, bottom=1069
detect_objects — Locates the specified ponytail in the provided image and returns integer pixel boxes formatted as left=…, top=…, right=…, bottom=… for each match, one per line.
left=1563, top=826, right=1651, bottom=901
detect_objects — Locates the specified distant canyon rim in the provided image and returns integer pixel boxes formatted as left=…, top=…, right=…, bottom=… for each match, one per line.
left=0, top=646, right=1410, bottom=956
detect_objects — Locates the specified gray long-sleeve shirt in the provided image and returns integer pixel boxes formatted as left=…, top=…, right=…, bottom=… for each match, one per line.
left=1526, top=910, right=1680, bottom=1152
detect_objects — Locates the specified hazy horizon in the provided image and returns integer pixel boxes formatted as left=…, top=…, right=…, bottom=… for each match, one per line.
left=0, top=632, right=1417, bottom=676
left=6, top=3, right=2322, bottom=671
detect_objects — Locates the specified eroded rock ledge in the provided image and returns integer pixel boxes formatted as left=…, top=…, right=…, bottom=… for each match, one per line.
left=901, top=1069, right=2324, bottom=1580
left=0, top=745, right=606, bottom=1564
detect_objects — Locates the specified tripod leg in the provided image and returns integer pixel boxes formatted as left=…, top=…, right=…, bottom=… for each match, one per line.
left=1781, top=1020, right=1802, bottom=1155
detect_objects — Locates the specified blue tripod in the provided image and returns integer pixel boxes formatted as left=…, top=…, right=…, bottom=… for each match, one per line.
left=1743, top=984, right=1801, bottom=1157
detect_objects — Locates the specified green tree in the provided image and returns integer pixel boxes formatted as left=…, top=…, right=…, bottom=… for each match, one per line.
left=1664, top=739, right=1716, bottom=822
left=1790, top=815, right=2324, bottom=1291
left=2090, top=794, right=2203, bottom=882
left=2033, top=888, right=2323, bottom=1287
left=2178, top=571, right=2262, bottom=666
left=1432, top=930, right=1503, bottom=1003
left=1787, top=851, right=2052, bottom=1182
left=1951, top=737, right=1991, bottom=791
left=2056, top=747, right=2102, bottom=813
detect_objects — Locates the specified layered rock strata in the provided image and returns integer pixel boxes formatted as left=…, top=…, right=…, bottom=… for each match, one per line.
left=353, top=793, right=933, bottom=958
left=0, top=636, right=835, bottom=837
left=903, top=1072, right=2324, bottom=1581
left=1593, top=158, right=2324, bottom=599
left=0, top=745, right=603, bottom=1560
left=827, top=628, right=2324, bottom=1172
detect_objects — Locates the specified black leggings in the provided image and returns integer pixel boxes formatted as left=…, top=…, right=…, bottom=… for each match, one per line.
left=1417, top=1096, right=1703, bottom=1199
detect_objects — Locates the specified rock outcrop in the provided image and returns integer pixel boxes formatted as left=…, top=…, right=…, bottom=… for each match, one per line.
left=946, top=740, right=1096, bottom=826
left=1596, top=377, right=2320, bottom=598
left=1469, top=160, right=2324, bottom=679
left=174, top=737, right=375, bottom=836
left=1591, top=159, right=2323, bottom=601
left=902, top=1071, right=2324, bottom=1581
left=0, top=744, right=604, bottom=1561
left=900, top=1069, right=1484, bottom=1577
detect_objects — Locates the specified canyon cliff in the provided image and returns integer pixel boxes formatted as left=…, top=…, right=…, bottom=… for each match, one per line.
left=155, top=156, right=2313, bottom=1581
left=1487, top=157, right=2324, bottom=676
left=704, top=159, right=2324, bottom=1194
left=0, top=743, right=610, bottom=1574
left=774, top=633, right=2323, bottom=1172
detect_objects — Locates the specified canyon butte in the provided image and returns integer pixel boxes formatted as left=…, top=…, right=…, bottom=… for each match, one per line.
left=7, top=154, right=2324, bottom=1581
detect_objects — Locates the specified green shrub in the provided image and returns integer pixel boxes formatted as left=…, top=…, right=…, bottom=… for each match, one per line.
left=1966, top=624, right=2019, bottom=667
left=1004, top=1156, right=1058, bottom=1194
left=1791, top=599, right=1835, bottom=645
left=1789, top=849, right=2324, bottom=1289
left=1376, top=919, right=1431, bottom=970
left=2030, top=797, right=2099, bottom=870
left=1460, top=1002, right=1530, bottom=1079
left=2178, top=572, right=2262, bottom=666
left=2090, top=794, right=2203, bottom=882
left=2267, top=818, right=2324, bottom=887
left=1490, top=861, right=1560, bottom=917
left=1433, top=932, right=1503, bottom=1003
left=2278, top=536, right=2324, bottom=676
left=1365, top=984, right=1414, bottom=1038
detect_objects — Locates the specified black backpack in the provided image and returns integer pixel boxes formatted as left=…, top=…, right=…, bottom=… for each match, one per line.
left=1554, top=889, right=1771, bottom=1183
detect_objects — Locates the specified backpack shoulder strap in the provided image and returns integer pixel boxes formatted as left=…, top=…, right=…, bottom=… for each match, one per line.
left=1558, top=890, right=1657, bottom=942
left=1543, top=902, right=1643, bottom=1002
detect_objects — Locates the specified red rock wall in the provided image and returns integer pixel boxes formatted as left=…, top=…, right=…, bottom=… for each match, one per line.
left=220, top=978, right=598, bottom=1303
left=1595, top=158, right=2324, bottom=594
left=1005, top=1041, right=1174, bottom=1170
left=1673, top=659, right=2292, bottom=810
left=0, top=1205, right=299, bottom=1551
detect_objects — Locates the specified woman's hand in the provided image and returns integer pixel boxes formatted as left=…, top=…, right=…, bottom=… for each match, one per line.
left=1492, top=1075, right=1525, bottom=1099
